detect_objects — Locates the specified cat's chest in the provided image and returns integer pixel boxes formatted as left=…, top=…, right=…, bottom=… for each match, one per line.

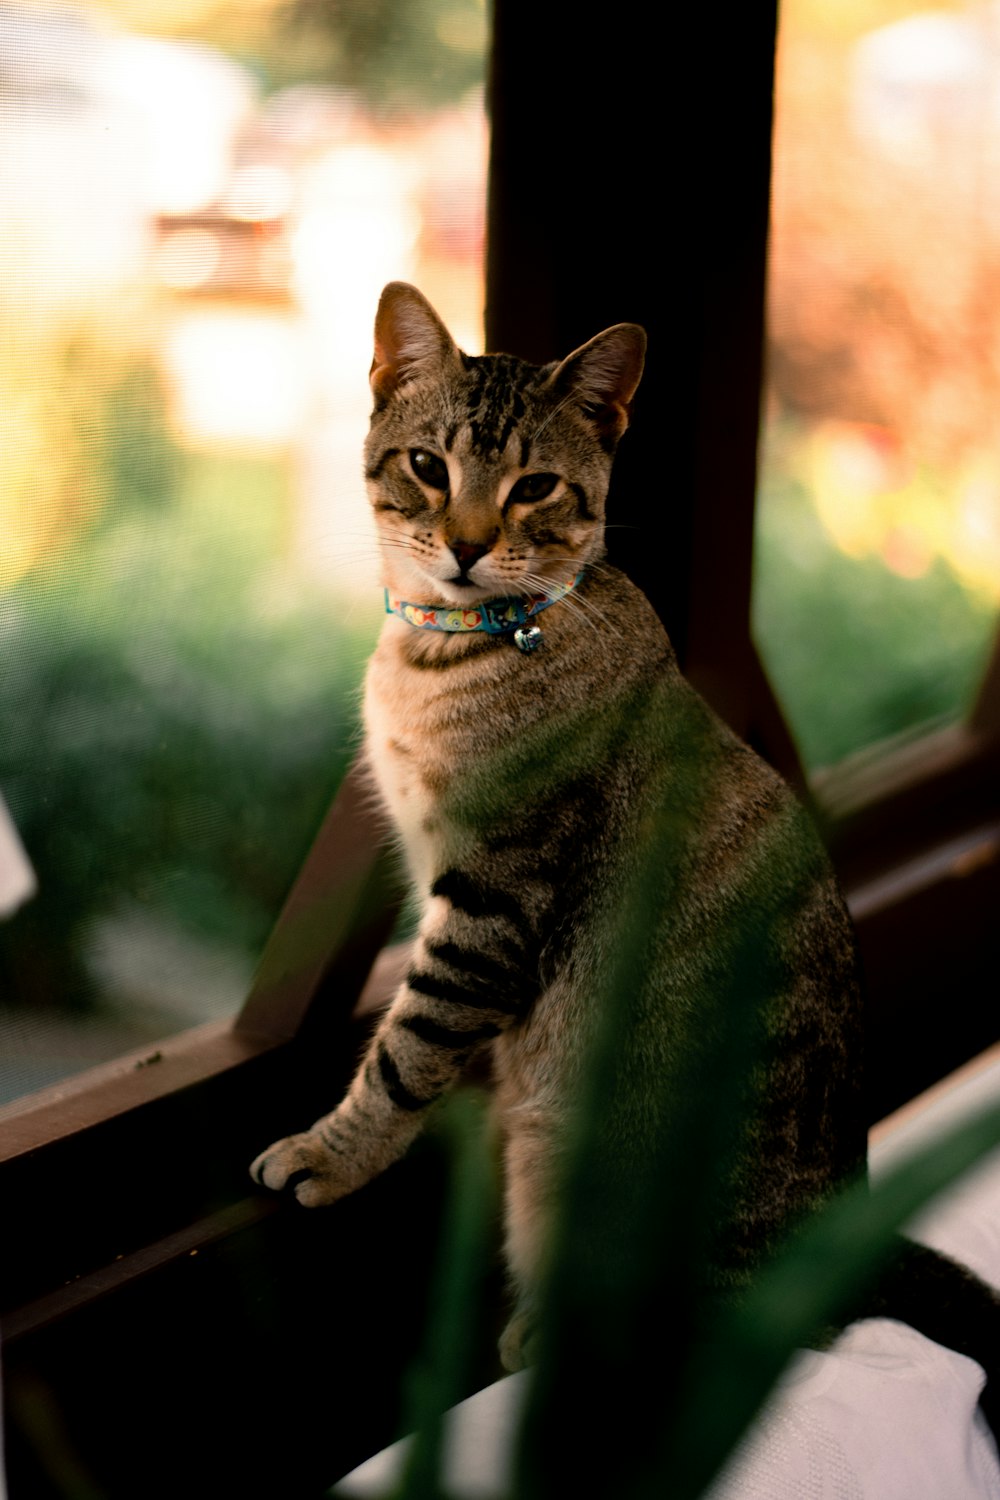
left=363, top=637, right=486, bottom=875
left=365, top=692, right=437, bottom=834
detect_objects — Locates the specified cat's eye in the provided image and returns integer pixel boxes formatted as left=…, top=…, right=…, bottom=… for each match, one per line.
left=409, top=449, right=449, bottom=490
left=509, top=472, right=559, bottom=504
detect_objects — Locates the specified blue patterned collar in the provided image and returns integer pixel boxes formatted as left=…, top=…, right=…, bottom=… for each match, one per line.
left=384, top=573, right=583, bottom=653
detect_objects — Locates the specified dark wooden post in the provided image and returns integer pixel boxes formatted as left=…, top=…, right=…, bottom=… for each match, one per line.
left=486, top=5, right=779, bottom=738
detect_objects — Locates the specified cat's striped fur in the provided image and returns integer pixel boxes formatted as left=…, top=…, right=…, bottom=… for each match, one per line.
left=252, top=283, right=1000, bottom=1387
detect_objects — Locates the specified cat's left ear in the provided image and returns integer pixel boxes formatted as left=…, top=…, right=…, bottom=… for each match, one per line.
left=547, top=324, right=647, bottom=443
left=370, top=282, right=462, bottom=407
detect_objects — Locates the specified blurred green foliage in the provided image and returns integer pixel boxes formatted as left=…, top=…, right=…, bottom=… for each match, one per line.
left=276, top=0, right=487, bottom=108
left=754, top=444, right=996, bottom=774
left=0, top=313, right=180, bottom=578
left=0, top=335, right=376, bottom=1016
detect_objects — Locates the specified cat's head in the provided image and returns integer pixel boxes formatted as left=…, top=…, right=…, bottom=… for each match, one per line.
left=364, top=282, right=645, bottom=606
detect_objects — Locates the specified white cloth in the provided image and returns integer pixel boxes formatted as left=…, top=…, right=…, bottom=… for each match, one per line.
left=334, top=1321, right=1000, bottom=1500
left=332, top=1372, right=530, bottom=1499
left=706, top=1318, right=998, bottom=1500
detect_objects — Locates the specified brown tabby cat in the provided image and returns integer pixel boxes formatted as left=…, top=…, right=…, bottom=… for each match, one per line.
left=251, top=283, right=999, bottom=1389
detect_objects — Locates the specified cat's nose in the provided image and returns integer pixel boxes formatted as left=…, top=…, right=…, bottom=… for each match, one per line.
left=449, top=539, right=491, bottom=573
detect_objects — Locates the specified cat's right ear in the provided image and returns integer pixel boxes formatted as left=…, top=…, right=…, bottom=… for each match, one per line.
left=546, top=323, right=647, bottom=445
left=370, top=283, right=461, bottom=407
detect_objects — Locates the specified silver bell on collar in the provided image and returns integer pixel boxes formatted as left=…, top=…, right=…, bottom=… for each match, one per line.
left=513, top=624, right=543, bottom=654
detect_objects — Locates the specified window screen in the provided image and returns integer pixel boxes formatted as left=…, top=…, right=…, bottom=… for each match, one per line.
left=755, top=0, right=1000, bottom=776
left=0, top=0, right=487, bottom=1105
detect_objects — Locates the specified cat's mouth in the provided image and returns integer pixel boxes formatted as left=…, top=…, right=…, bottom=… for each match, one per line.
left=439, top=579, right=494, bottom=602
left=423, top=572, right=504, bottom=607
left=410, top=558, right=536, bottom=607
left=410, top=557, right=498, bottom=603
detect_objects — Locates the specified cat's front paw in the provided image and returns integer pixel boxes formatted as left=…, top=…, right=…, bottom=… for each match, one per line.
left=250, top=1130, right=349, bottom=1208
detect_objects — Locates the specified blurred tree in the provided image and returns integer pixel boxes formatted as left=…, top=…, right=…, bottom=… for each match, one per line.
left=769, top=10, right=1000, bottom=467
left=0, top=444, right=372, bottom=1019
left=278, top=0, right=486, bottom=108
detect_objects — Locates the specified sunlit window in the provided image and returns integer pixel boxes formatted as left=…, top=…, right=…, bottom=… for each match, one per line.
left=755, top=0, right=1000, bottom=775
left=0, top=0, right=487, bottom=1104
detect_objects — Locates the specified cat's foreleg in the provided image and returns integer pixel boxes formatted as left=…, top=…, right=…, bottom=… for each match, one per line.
left=251, top=887, right=535, bottom=1207
left=496, top=1105, right=559, bottom=1370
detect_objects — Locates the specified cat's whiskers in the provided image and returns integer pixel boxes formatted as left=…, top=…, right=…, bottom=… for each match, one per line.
left=538, top=570, right=618, bottom=635
left=376, top=539, right=420, bottom=556
left=553, top=592, right=608, bottom=640
left=299, top=539, right=387, bottom=581
left=517, top=569, right=609, bottom=640
left=374, top=525, right=418, bottom=552
left=522, top=554, right=611, bottom=593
